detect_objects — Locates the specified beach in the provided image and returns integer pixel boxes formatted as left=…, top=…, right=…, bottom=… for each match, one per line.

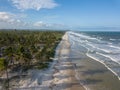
left=1, top=0, right=120, bottom=90
left=6, top=32, right=120, bottom=90
left=51, top=32, right=85, bottom=90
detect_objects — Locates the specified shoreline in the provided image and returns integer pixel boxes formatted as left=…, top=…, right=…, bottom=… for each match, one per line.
left=68, top=31, right=120, bottom=81
left=51, top=32, right=85, bottom=90
left=76, top=42, right=120, bottom=81
left=68, top=31, right=120, bottom=90
left=86, top=53, right=120, bottom=81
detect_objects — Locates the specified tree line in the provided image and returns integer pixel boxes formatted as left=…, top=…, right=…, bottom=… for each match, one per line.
left=0, top=30, right=64, bottom=89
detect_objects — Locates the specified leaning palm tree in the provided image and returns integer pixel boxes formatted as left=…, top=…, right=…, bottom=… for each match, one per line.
left=0, top=58, right=9, bottom=90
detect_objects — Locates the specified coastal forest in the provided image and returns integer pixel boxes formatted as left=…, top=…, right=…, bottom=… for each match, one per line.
left=0, top=30, right=64, bottom=89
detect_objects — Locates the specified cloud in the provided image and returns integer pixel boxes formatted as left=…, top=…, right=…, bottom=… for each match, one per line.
left=0, top=12, right=27, bottom=28
left=0, top=12, right=13, bottom=22
left=33, top=21, right=69, bottom=29
left=10, top=0, right=58, bottom=11
left=33, top=21, right=64, bottom=28
left=33, top=21, right=47, bottom=27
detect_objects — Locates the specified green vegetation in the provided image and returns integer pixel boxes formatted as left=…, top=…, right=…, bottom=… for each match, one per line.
left=0, top=30, right=64, bottom=89
left=0, top=30, right=64, bottom=72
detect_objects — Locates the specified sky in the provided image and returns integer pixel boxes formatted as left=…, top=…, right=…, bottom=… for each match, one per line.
left=0, top=0, right=120, bottom=30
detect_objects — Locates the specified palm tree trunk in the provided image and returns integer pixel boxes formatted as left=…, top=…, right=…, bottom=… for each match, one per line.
left=5, top=65, right=9, bottom=90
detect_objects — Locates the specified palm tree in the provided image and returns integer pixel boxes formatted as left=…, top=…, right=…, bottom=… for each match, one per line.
left=0, top=58, right=9, bottom=90
left=3, top=58, right=9, bottom=90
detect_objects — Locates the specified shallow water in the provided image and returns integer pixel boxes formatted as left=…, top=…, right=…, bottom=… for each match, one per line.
left=68, top=32, right=120, bottom=90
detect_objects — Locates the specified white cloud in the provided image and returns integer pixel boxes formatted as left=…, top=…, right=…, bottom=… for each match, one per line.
left=10, top=0, right=58, bottom=10
left=0, top=12, right=27, bottom=28
left=33, top=21, right=69, bottom=29
left=34, top=21, right=47, bottom=27
left=0, top=12, right=13, bottom=22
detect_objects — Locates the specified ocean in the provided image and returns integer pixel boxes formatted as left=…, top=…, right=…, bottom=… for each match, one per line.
left=68, top=31, right=120, bottom=90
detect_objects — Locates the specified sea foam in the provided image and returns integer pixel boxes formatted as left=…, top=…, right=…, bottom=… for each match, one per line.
left=68, top=31, right=120, bottom=80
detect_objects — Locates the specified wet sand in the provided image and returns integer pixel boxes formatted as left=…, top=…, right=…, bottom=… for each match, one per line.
left=69, top=43, right=120, bottom=90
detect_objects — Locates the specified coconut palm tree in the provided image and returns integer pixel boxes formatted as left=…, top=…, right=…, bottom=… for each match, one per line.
left=0, top=58, right=9, bottom=90
left=3, top=58, right=9, bottom=90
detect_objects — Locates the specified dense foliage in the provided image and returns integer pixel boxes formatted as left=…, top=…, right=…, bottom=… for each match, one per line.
left=0, top=30, right=64, bottom=72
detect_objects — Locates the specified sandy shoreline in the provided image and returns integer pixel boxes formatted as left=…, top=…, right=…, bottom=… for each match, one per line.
left=50, top=32, right=85, bottom=90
